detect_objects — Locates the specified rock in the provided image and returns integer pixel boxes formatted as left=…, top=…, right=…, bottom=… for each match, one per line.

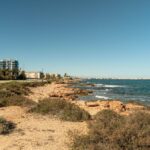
left=103, top=101, right=110, bottom=108
left=126, top=103, right=145, bottom=111
left=75, top=89, right=89, bottom=95
left=85, top=102, right=99, bottom=107
left=120, top=103, right=127, bottom=112
left=49, top=94, right=58, bottom=97
left=87, top=83, right=95, bottom=87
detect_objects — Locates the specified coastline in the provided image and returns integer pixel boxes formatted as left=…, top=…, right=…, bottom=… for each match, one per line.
left=77, top=78, right=150, bottom=105
left=26, top=80, right=149, bottom=116
left=0, top=80, right=149, bottom=150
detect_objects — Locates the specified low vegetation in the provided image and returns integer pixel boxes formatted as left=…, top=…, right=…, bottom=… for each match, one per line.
left=0, top=81, right=46, bottom=108
left=71, top=110, right=150, bottom=150
left=0, top=96, right=35, bottom=108
left=0, top=81, right=46, bottom=96
left=0, top=69, right=19, bottom=80
left=0, top=82, right=30, bottom=97
left=30, top=98, right=91, bottom=122
left=0, top=117, right=15, bottom=135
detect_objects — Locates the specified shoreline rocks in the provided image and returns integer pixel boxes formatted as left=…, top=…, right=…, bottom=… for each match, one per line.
left=27, top=83, right=92, bottom=102
left=75, top=100, right=145, bottom=116
left=27, top=82, right=147, bottom=116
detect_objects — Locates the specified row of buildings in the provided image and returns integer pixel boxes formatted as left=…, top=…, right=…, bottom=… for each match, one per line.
left=0, top=59, right=41, bottom=79
left=0, top=59, right=62, bottom=80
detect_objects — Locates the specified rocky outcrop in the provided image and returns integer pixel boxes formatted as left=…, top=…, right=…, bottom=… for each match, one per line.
left=75, top=100, right=145, bottom=116
left=27, top=83, right=146, bottom=116
left=27, top=83, right=92, bottom=102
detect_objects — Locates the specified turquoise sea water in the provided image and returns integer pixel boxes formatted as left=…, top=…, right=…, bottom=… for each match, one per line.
left=78, top=79, right=150, bottom=105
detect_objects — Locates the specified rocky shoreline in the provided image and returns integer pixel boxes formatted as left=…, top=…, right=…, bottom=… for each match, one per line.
left=27, top=82, right=91, bottom=102
left=27, top=81, right=148, bottom=116
left=0, top=81, right=149, bottom=150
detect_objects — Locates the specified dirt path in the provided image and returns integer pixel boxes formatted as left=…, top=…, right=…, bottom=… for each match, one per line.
left=0, top=106, right=87, bottom=150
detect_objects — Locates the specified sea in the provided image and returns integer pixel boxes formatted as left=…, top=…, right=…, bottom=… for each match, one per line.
left=77, top=79, right=150, bottom=105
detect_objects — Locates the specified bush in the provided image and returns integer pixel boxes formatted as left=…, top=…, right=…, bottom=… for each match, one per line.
left=116, top=112, right=150, bottom=150
left=22, top=82, right=47, bottom=88
left=0, top=82, right=30, bottom=97
left=0, top=96, right=35, bottom=108
left=0, top=81, right=47, bottom=98
left=30, top=99, right=91, bottom=122
left=0, top=117, right=15, bottom=135
left=61, top=102, right=90, bottom=121
left=71, top=110, right=150, bottom=150
left=0, top=81, right=44, bottom=108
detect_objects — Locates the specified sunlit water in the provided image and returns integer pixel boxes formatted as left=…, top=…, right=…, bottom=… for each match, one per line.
left=77, top=79, right=150, bottom=105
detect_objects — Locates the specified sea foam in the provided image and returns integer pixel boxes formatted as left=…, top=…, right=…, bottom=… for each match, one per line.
left=95, top=95, right=110, bottom=100
left=95, top=84, right=124, bottom=88
left=103, top=85, right=124, bottom=88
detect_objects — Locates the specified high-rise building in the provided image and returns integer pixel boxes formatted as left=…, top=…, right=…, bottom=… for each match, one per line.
left=0, top=59, right=19, bottom=70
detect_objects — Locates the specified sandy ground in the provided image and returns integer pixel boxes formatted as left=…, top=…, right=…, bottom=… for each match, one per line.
left=0, top=106, right=87, bottom=150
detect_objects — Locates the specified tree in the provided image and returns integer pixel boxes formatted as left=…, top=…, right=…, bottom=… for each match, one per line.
left=45, top=73, right=51, bottom=80
left=0, top=69, right=20, bottom=80
left=64, top=73, right=68, bottom=77
left=57, top=74, right=62, bottom=79
left=0, top=70, right=4, bottom=80
left=40, top=72, right=45, bottom=82
left=0, top=69, right=12, bottom=80
left=18, top=71, right=26, bottom=80
left=12, top=69, right=19, bottom=80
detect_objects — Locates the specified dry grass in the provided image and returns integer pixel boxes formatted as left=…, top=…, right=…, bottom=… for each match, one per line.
left=71, top=110, right=150, bottom=150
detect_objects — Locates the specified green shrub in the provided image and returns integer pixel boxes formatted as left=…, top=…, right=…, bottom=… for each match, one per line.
left=0, top=81, right=44, bottom=108
left=0, top=117, right=15, bottom=135
left=0, top=81, right=47, bottom=98
left=30, top=99, right=91, bottom=122
left=71, top=110, right=150, bottom=150
left=22, top=81, right=47, bottom=88
left=0, top=96, right=35, bottom=108
left=30, top=99, right=65, bottom=115
left=0, top=82, right=30, bottom=97
left=61, top=103, right=90, bottom=121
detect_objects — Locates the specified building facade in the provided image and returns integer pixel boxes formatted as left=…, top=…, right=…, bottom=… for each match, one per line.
left=25, top=72, right=41, bottom=79
left=0, top=59, right=19, bottom=70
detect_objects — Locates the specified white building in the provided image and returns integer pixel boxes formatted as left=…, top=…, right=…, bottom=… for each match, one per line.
left=25, top=72, right=40, bottom=79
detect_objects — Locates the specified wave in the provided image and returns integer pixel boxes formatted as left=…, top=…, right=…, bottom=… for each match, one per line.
left=105, top=89, right=110, bottom=91
left=95, top=84, right=125, bottom=88
left=95, top=95, right=110, bottom=100
left=95, top=84, right=104, bottom=87
left=103, top=85, right=125, bottom=88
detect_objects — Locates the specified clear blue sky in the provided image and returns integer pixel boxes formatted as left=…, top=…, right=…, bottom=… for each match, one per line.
left=0, top=0, right=150, bottom=78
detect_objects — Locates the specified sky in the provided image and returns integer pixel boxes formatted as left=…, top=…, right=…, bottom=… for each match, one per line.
left=0, top=0, right=150, bottom=78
